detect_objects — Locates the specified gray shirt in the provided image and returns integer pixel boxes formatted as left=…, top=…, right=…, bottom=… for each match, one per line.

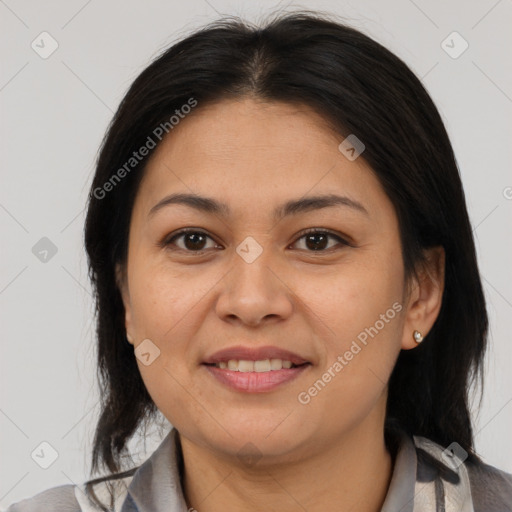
left=4, top=427, right=512, bottom=511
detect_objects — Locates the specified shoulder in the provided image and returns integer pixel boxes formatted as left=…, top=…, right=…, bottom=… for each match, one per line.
left=3, top=475, right=134, bottom=512
left=2, top=484, right=79, bottom=512
left=413, top=435, right=512, bottom=512
left=465, top=458, right=512, bottom=511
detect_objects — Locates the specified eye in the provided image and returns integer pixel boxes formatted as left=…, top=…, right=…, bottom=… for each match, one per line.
left=291, top=228, right=352, bottom=252
left=162, top=229, right=220, bottom=253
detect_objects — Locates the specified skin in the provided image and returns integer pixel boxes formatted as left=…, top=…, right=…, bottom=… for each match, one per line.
left=117, top=97, right=445, bottom=512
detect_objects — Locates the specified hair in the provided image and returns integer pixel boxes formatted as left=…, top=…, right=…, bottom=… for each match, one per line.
left=83, top=10, right=488, bottom=510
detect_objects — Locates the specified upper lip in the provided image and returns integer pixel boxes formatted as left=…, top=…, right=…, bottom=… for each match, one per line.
left=202, top=345, right=310, bottom=365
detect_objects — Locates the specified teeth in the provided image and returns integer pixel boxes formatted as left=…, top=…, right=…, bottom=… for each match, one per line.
left=270, top=358, right=282, bottom=370
left=254, top=360, right=270, bottom=372
left=238, top=360, right=254, bottom=372
left=214, top=359, right=296, bottom=372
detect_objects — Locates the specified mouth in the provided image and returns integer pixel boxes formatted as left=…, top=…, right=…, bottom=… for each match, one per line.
left=200, top=345, right=312, bottom=392
left=202, top=359, right=310, bottom=372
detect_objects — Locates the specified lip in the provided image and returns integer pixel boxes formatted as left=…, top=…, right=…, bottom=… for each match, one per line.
left=202, top=345, right=310, bottom=365
left=203, top=364, right=310, bottom=393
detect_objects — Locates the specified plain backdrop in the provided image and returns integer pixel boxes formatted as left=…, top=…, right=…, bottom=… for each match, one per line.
left=1, top=0, right=511, bottom=506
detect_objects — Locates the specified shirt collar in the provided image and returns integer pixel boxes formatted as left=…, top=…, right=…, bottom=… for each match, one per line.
left=380, top=430, right=418, bottom=512
left=122, top=427, right=421, bottom=512
left=122, top=427, right=188, bottom=512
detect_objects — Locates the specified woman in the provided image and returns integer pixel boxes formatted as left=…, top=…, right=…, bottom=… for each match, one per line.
left=5, top=10, right=512, bottom=512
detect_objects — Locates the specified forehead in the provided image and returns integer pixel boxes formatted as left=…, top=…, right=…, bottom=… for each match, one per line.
left=135, top=98, right=392, bottom=222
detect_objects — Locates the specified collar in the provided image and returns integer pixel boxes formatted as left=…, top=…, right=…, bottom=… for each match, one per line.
left=121, top=427, right=188, bottom=512
left=380, top=429, right=418, bottom=512
left=118, top=427, right=473, bottom=512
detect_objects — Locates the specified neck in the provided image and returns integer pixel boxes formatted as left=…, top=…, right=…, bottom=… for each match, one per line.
left=179, top=414, right=394, bottom=512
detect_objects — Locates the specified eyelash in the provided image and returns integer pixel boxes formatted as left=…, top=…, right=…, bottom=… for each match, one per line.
left=160, top=227, right=353, bottom=254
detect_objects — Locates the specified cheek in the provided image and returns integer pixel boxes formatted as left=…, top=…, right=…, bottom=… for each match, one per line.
left=126, top=260, right=226, bottom=405
left=300, top=250, right=404, bottom=338
left=128, top=261, right=212, bottom=338
left=127, top=266, right=205, bottom=425
left=296, top=295, right=403, bottom=435
left=297, top=252, right=404, bottom=399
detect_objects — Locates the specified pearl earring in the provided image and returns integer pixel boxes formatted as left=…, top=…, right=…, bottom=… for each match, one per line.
left=413, top=330, right=423, bottom=343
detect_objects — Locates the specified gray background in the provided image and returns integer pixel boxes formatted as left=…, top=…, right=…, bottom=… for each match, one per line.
left=1, top=0, right=511, bottom=506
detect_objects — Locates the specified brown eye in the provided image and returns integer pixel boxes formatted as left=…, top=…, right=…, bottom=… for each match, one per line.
left=164, top=229, right=218, bottom=252
left=292, top=229, right=351, bottom=252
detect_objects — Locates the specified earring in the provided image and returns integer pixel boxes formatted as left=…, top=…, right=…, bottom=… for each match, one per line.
left=413, top=330, right=423, bottom=343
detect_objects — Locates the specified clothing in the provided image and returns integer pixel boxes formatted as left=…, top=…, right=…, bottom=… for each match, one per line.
left=3, top=427, right=512, bottom=511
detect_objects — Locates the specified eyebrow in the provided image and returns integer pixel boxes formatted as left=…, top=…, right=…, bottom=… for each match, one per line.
left=148, top=192, right=369, bottom=220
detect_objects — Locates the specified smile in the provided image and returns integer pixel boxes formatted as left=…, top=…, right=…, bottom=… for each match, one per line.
left=207, top=358, right=304, bottom=372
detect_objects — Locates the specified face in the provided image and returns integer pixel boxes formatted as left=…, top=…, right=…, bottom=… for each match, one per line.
left=117, top=97, right=443, bottom=463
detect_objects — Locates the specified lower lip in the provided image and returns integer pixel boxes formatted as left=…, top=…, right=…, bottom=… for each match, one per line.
left=202, top=364, right=311, bottom=393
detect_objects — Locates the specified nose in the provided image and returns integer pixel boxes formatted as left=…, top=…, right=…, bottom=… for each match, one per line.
left=214, top=246, right=294, bottom=327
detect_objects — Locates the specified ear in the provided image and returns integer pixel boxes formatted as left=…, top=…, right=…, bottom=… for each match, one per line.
left=115, top=262, right=135, bottom=345
left=401, top=246, right=445, bottom=350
